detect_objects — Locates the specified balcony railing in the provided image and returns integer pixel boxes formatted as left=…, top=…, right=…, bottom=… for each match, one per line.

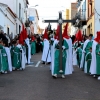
left=72, top=11, right=87, bottom=27
left=76, top=0, right=83, bottom=8
left=76, top=11, right=86, bottom=20
left=77, top=0, right=83, bottom=2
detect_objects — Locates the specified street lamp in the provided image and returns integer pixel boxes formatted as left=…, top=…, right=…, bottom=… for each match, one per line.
left=28, top=5, right=39, bottom=8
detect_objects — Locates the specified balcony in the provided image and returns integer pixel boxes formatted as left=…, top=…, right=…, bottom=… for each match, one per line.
left=77, top=0, right=83, bottom=2
left=72, top=12, right=87, bottom=27
left=76, top=0, right=83, bottom=8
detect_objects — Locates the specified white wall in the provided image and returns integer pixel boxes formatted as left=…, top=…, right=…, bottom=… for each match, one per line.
left=94, top=0, right=100, bottom=37
left=0, top=0, right=27, bottom=21
left=0, top=0, right=28, bottom=34
left=15, top=0, right=27, bottom=34
left=5, top=9, right=16, bottom=37
left=0, top=0, right=15, bottom=13
left=0, top=9, right=5, bottom=30
left=16, top=0, right=27, bottom=23
left=27, top=8, right=39, bottom=34
left=0, top=5, right=16, bottom=38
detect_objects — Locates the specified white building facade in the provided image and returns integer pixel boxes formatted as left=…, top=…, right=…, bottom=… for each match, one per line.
left=76, top=0, right=87, bottom=35
left=94, top=0, right=100, bottom=36
left=0, top=0, right=29, bottom=36
left=76, top=0, right=100, bottom=37
left=27, top=8, right=39, bottom=34
left=0, top=3, right=16, bottom=38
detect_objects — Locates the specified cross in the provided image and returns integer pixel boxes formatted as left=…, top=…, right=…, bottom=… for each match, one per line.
left=43, top=11, right=76, bottom=73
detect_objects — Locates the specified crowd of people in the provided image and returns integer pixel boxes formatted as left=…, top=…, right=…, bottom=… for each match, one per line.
left=41, top=23, right=100, bottom=80
left=0, top=29, right=43, bottom=74
left=1, top=23, right=100, bottom=81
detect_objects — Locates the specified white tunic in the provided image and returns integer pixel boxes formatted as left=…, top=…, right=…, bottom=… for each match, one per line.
left=64, top=38, right=73, bottom=75
left=25, top=38, right=31, bottom=64
left=4, top=47, right=12, bottom=72
left=72, top=48, right=77, bottom=66
left=41, top=39, right=51, bottom=62
left=90, top=40, right=97, bottom=74
left=17, top=44, right=26, bottom=69
left=51, top=39, right=58, bottom=75
left=50, top=38, right=54, bottom=70
left=80, top=39, right=90, bottom=68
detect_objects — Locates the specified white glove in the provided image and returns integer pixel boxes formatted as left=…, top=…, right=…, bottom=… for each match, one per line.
left=62, top=46, right=66, bottom=50
left=51, top=38, right=53, bottom=40
left=82, top=50, right=85, bottom=53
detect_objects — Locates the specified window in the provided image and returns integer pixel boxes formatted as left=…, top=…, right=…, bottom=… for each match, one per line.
left=85, top=29, right=86, bottom=35
left=7, top=27, right=9, bottom=35
left=88, top=0, right=92, bottom=18
left=19, top=25, right=21, bottom=34
left=19, top=3, right=21, bottom=19
left=16, top=23, right=17, bottom=33
left=90, top=3, right=92, bottom=15
left=91, top=23, right=92, bottom=27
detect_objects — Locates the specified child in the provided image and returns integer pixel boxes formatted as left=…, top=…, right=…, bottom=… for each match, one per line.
left=0, top=39, right=9, bottom=74
left=85, top=47, right=92, bottom=74
left=76, top=43, right=82, bottom=68
left=11, top=40, right=22, bottom=70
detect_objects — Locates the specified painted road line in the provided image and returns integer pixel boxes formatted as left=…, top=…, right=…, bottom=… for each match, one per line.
left=26, top=65, right=34, bottom=67
left=35, top=61, right=41, bottom=67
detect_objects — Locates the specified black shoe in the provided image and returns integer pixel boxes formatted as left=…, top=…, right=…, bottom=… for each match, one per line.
left=42, top=62, right=45, bottom=64
left=52, top=75, right=57, bottom=79
left=1, top=72, right=4, bottom=74
left=52, top=76, right=57, bottom=79
left=47, top=62, right=51, bottom=64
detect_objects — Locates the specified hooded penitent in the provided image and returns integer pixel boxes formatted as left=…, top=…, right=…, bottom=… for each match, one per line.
left=62, top=23, right=70, bottom=39
left=94, top=31, right=100, bottom=43
left=19, top=31, right=24, bottom=45
left=43, top=28, right=48, bottom=40
left=54, top=25, right=60, bottom=40
left=31, top=35, right=35, bottom=42
left=75, top=30, right=83, bottom=42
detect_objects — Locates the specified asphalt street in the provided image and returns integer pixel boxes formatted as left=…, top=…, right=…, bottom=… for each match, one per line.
left=0, top=53, right=100, bottom=100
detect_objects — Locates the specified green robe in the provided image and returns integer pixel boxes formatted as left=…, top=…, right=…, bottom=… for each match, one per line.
left=73, top=41, right=78, bottom=50
left=76, top=47, right=82, bottom=67
left=53, top=39, right=69, bottom=75
left=74, top=41, right=78, bottom=48
left=83, top=41, right=93, bottom=69
left=96, top=44, right=100, bottom=75
left=12, top=46, right=21, bottom=69
left=85, top=41, right=93, bottom=54
left=81, top=43, right=84, bottom=49
left=85, top=52, right=92, bottom=73
left=31, top=41, right=36, bottom=55
left=0, top=45, right=8, bottom=72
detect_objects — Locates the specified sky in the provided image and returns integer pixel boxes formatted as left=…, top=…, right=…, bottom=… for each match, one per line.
left=28, top=0, right=77, bottom=29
